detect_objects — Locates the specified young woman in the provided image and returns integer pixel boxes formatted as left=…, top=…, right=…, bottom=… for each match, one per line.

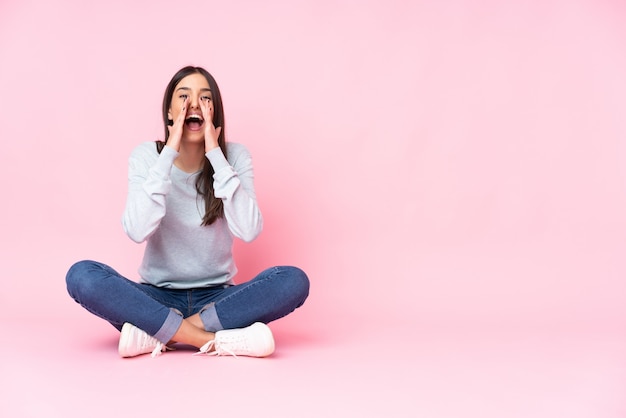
left=66, top=66, right=310, bottom=358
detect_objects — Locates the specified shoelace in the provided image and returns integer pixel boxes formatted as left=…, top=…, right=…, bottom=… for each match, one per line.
left=151, top=342, right=174, bottom=358
left=194, top=339, right=238, bottom=357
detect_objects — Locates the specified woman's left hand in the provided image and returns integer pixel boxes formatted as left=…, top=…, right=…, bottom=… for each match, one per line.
left=200, top=99, right=222, bottom=153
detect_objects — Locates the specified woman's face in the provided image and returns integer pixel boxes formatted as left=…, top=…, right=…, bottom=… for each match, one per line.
left=168, top=72, right=214, bottom=141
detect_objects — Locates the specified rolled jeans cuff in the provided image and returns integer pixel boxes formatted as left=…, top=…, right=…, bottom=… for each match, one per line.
left=199, top=303, right=224, bottom=332
left=153, top=308, right=184, bottom=343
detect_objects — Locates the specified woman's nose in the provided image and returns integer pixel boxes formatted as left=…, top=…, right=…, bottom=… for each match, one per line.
left=189, top=95, right=200, bottom=108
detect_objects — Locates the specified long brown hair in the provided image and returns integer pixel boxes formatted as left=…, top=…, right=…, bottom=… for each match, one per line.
left=156, top=66, right=227, bottom=226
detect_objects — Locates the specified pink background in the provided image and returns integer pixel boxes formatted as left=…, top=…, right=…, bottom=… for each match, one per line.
left=1, top=0, right=625, bottom=417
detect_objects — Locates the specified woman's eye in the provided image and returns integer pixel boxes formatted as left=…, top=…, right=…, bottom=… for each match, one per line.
left=179, top=94, right=188, bottom=99
left=201, top=96, right=212, bottom=102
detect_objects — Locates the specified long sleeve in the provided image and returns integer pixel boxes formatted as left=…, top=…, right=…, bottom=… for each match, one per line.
left=206, top=144, right=263, bottom=242
left=121, top=141, right=262, bottom=289
left=122, top=144, right=178, bottom=243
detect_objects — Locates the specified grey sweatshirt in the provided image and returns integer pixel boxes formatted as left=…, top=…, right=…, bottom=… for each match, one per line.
left=122, top=141, right=263, bottom=289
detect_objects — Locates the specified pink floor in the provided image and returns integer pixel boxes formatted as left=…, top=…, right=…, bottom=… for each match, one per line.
left=2, top=1, right=626, bottom=416
left=2, top=313, right=625, bottom=417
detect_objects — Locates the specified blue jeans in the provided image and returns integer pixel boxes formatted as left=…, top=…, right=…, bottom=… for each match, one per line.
left=66, top=260, right=310, bottom=344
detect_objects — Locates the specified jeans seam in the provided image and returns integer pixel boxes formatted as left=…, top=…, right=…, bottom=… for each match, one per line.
left=72, top=269, right=166, bottom=328
left=216, top=271, right=278, bottom=307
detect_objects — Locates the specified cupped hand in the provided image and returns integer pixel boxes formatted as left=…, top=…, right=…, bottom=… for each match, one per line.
left=200, top=99, right=222, bottom=152
left=166, top=98, right=188, bottom=152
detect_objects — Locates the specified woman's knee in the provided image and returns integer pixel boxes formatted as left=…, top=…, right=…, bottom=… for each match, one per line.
left=65, top=260, right=104, bottom=299
left=280, top=266, right=310, bottom=302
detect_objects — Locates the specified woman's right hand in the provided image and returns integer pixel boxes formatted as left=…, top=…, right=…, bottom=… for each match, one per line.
left=166, top=98, right=188, bottom=152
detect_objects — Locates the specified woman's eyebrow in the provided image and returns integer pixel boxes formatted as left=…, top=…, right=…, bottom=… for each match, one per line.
left=175, top=87, right=211, bottom=92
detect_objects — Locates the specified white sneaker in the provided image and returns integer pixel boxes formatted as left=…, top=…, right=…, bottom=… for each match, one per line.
left=196, top=322, right=275, bottom=357
left=118, top=322, right=168, bottom=358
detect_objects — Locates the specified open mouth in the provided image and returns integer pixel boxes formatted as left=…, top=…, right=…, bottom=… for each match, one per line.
left=185, top=114, right=204, bottom=130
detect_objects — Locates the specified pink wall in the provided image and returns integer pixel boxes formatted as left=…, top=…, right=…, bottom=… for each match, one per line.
left=1, top=0, right=625, bottom=332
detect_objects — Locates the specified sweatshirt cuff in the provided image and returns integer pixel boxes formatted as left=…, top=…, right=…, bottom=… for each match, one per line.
left=206, top=147, right=231, bottom=172
left=152, top=145, right=178, bottom=177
